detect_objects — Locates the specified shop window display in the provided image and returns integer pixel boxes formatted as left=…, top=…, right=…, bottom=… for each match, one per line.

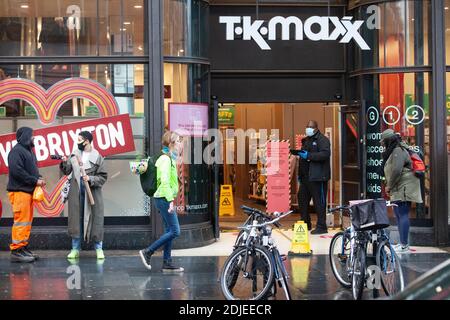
left=0, top=63, right=147, bottom=218
left=0, top=0, right=146, bottom=57
left=364, top=72, right=431, bottom=222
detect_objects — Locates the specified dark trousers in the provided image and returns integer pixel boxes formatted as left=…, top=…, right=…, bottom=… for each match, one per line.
left=393, top=201, right=411, bottom=246
left=298, top=180, right=328, bottom=230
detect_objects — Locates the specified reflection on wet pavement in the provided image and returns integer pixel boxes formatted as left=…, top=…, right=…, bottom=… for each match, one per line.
left=0, top=253, right=448, bottom=300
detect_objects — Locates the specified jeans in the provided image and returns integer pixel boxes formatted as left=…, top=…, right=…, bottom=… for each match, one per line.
left=72, top=238, right=103, bottom=250
left=71, top=179, right=102, bottom=250
left=393, top=201, right=410, bottom=246
left=146, top=197, right=181, bottom=262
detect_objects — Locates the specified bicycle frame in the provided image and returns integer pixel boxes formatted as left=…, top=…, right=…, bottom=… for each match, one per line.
left=234, top=208, right=292, bottom=300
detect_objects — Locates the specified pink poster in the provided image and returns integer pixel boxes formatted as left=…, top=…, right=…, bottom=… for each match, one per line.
left=168, top=103, right=209, bottom=137
left=266, top=141, right=291, bottom=214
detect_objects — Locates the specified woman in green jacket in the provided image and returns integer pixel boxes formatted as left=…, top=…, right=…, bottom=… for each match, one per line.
left=139, top=131, right=183, bottom=272
left=381, top=129, right=423, bottom=253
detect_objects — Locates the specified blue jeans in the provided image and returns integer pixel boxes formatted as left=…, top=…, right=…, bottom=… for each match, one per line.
left=71, top=179, right=102, bottom=250
left=393, top=201, right=410, bottom=246
left=146, top=198, right=181, bottom=262
left=72, top=238, right=103, bottom=250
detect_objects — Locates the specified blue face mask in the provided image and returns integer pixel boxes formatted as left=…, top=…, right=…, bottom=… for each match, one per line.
left=170, top=150, right=178, bottom=160
left=305, top=127, right=316, bottom=137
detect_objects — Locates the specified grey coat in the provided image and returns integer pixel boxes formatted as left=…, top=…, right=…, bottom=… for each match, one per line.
left=60, top=149, right=107, bottom=243
left=384, top=146, right=422, bottom=203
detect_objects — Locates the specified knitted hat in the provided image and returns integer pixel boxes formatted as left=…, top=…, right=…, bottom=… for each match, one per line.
left=380, top=129, right=395, bottom=142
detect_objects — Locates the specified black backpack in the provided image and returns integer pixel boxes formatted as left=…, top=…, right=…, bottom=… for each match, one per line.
left=139, top=152, right=172, bottom=197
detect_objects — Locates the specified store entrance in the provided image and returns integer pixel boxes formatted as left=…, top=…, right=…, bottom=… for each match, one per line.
left=218, top=103, right=342, bottom=231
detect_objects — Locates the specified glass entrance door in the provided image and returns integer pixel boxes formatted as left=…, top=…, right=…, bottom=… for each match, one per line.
left=341, top=103, right=365, bottom=204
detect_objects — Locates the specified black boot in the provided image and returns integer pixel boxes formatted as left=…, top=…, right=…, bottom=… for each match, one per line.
left=162, top=259, right=184, bottom=273
left=11, top=248, right=35, bottom=263
left=23, top=246, right=39, bottom=260
left=311, top=228, right=328, bottom=235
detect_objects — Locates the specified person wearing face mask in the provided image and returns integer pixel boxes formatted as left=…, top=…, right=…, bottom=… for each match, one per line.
left=7, top=127, right=46, bottom=262
left=139, top=131, right=184, bottom=273
left=60, top=131, right=108, bottom=260
left=292, top=120, right=331, bottom=234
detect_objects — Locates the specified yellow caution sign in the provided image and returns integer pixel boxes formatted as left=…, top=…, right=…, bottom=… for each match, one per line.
left=289, top=257, right=311, bottom=290
left=219, top=185, right=235, bottom=216
left=288, top=221, right=312, bottom=256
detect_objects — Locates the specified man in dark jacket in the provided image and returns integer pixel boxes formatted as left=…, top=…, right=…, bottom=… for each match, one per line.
left=7, top=127, right=45, bottom=262
left=293, top=120, right=331, bottom=234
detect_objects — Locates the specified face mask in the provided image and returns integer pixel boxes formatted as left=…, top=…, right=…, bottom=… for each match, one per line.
left=170, top=150, right=178, bottom=160
left=30, top=138, right=35, bottom=148
left=78, top=141, right=86, bottom=151
left=305, top=128, right=315, bottom=137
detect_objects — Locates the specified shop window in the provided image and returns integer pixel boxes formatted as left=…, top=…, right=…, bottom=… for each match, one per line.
left=364, top=72, right=431, bottom=222
left=0, top=0, right=146, bottom=56
left=163, top=0, right=208, bottom=58
left=0, top=63, right=145, bottom=118
left=352, top=0, right=431, bottom=70
left=163, top=61, right=211, bottom=222
left=0, top=63, right=147, bottom=218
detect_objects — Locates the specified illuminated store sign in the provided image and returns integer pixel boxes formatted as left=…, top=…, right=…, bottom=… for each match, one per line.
left=219, top=15, right=371, bottom=50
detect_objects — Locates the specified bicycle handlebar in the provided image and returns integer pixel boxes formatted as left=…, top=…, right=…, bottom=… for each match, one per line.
left=238, top=210, right=293, bottom=230
left=241, top=205, right=282, bottom=228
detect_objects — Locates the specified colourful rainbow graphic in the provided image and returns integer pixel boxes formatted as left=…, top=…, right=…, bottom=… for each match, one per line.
left=0, top=78, right=118, bottom=125
left=0, top=78, right=119, bottom=217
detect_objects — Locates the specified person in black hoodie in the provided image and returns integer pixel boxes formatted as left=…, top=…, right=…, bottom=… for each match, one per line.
left=7, top=127, right=46, bottom=263
left=292, top=120, right=331, bottom=234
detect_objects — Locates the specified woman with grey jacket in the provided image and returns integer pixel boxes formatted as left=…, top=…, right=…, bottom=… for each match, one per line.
left=60, top=131, right=108, bottom=260
left=381, top=129, right=422, bottom=253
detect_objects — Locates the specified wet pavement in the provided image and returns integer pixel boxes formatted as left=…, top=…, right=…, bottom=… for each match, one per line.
left=0, top=251, right=448, bottom=300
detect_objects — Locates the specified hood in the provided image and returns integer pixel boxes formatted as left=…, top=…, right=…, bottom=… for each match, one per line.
left=16, top=127, right=34, bottom=148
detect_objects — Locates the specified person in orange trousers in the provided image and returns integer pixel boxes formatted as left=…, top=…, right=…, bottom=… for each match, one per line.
left=7, top=127, right=45, bottom=263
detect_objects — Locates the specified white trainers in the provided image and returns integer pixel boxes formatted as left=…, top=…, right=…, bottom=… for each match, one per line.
left=394, top=244, right=410, bottom=253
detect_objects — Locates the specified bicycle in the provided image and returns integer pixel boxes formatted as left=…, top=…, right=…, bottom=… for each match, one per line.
left=220, top=207, right=292, bottom=300
left=233, top=205, right=283, bottom=249
left=328, top=201, right=404, bottom=299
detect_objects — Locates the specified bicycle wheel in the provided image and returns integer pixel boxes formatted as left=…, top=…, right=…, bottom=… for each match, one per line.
left=329, top=231, right=352, bottom=288
left=220, top=245, right=274, bottom=300
left=376, top=240, right=404, bottom=296
left=234, top=230, right=247, bottom=248
left=352, top=244, right=366, bottom=300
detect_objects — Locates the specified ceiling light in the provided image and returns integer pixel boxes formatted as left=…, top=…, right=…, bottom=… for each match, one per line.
left=124, top=22, right=131, bottom=25
left=21, top=4, right=29, bottom=8
left=446, top=7, right=449, bottom=10
left=134, top=5, right=142, bottom=9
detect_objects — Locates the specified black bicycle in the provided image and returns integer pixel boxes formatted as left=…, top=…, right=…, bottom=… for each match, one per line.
left=328, top=202, right=404, bottom=300
left=233, top=205, right=283, bottom=248
left=220, top=207, right=292, bottom=300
